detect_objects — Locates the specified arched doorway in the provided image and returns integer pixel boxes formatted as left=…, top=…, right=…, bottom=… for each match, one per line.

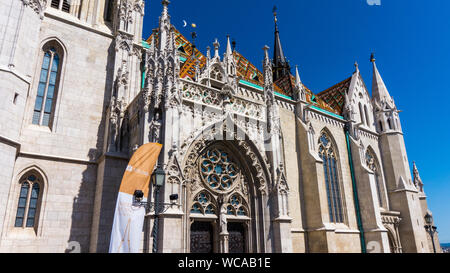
left=185, top=140, right=267, bottom=253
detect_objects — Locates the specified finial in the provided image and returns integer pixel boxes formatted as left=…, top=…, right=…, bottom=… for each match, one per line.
left=273, top=6, right=278, bottom=23
left=232, top=40, right=236, bottom=52
left=370, top=52, right=376, bottom=63
left=162, top=0, right=170, bottom=15
left=354, top=61, right=359, bottom=72
left=295, top=65, right=302, bottom=85
left=226, top=35, right=233, bottom=57
left=206, top=46, right=211, bottom=60
left=213, top=38, right=220, bottom=58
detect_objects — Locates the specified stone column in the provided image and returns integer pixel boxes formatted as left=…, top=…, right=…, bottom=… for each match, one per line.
left=220, top=233, right=229, bottom=253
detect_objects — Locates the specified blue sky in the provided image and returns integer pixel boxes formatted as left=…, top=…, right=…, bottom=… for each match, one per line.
left=143, top=0, right=450, bottom=243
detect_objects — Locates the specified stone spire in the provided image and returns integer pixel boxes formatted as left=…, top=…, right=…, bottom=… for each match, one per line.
left=371, top=53, right=395, bottom=109
left=225, top=35, right=233, bottom=59
left=206, top=46, right=211, bottom=60
left=295, top=65, right=302, bottom=86
left=158, top=0, right=171, bottom=51
left=224, top=35, right=235, bottom=76
left=263, top=45, right=273, bottom=93
left=294, top=65, right=305, bottom=101
left=272, top=7, right=291, bottom=82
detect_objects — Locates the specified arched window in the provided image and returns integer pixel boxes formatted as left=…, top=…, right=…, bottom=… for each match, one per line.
left=33, top=43, right=63, bottom=127
left=319, top=132, right=344, bottom=223
left=191, top=191, right=217, bottom=215
left=366, top=150, right=385, bottom=208
left=364, top=105, right=370, bottom=127
left=359, top=103, right=366, bottom=125
left=387, top=118, right=393, bottom=130
left=15, top=173, right=43, bottom=229
left=51, top=0, right=70, bottom=13
left=379, top=121, right=383, bottom=132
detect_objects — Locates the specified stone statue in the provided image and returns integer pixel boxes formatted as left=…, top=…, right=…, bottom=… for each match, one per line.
left=220, top=204, right=228, bottom=235
left=150, top=111, right=162, bottom=143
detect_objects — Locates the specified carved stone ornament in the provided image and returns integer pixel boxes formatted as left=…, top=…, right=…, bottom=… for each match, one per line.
left=22, top=0, right=47, bottom=19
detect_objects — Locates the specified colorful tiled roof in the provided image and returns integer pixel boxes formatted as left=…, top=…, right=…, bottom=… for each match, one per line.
left=317, top=77, right=352, bottom=115
left=145, top=27, right=341, bottom=116
left=234, top=51, right=264, bottom=86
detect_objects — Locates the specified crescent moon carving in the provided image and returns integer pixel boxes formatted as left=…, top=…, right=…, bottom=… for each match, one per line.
left=183, top=20, right=187, bottom=27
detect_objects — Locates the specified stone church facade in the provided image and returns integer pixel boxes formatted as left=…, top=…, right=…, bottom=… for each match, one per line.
left=0, top=0, right=441, bottom=253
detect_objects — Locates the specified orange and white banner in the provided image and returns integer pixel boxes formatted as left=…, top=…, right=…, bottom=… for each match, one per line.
left=109, top=143, right=162, bottom=253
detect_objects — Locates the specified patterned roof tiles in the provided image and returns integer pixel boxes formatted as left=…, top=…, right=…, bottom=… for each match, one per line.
left=317, top=77, right=352, bottom=115
left=145, top=28, right=341, bottom=116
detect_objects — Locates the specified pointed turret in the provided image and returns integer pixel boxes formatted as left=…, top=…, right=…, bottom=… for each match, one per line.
left=371, top=53, right=395, bottom=109
left=158, top=0, right=171, bottom=51
left=224, top=35, right=236, bottom=76
left=206, top=46, right=211, bottom=61
left=295, top=65, right=302, bottom=86
left=293, top=65, right=305, bottom=101
left=272, top=7, right=291, bottom=82
left=263, top=45, right=273, bottom=92
left=225, top=35, right=233, bottom=59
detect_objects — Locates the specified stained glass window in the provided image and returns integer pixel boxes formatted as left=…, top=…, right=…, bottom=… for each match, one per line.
left=191, top=191, right=216, bottom=215
left=225, top=194, right=247, bottom=217
left=319, top=133, right=344, bottom=223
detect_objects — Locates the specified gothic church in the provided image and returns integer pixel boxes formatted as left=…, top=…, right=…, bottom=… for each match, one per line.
left=0, top=0, right=441, bottom=253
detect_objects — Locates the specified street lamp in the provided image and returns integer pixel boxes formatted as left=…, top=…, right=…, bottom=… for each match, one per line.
left=424, top=212, right=437, bottom=253
left=152, top=166, right=166, bottom=187
left=151, top=165, right=165, bottom=253
left=132, top=166, right=179, bottom=253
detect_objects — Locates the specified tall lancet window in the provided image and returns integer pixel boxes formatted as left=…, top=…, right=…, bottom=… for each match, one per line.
left=319, top=132, right=344, bottom=223
left=14, top=173, right=43, bottom=229
left=33, top=44, right=63, bottom=128
left=366, top=150, right=384, bottom=208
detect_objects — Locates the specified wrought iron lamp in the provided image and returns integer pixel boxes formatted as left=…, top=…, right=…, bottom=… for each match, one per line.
left=424, top=212, right=437, bottom=253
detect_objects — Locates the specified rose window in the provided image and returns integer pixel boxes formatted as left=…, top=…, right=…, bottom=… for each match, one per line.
left=200, top=147, right=239, bottom=192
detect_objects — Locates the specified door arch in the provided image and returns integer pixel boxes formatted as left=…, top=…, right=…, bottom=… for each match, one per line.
left=184, top=140, right=269, bottom=253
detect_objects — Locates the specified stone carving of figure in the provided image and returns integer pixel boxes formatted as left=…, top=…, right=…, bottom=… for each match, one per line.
left=150, top=111, right=162, bottom=143
left=220, top=204, right=228, bottom=235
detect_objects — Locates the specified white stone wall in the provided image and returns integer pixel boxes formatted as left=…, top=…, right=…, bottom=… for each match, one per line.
left=279, top=107, right=305, bottom=252
left=0, top=157, right=97, bottom=253
left=19, top=14, right=114, bottom=161
left=0, top=1, right=115, bottom=253
left=0, top=143, right=17, bottom=243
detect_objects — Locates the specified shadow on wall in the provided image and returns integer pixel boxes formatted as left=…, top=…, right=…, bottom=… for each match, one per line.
left=65, top=42, right=116, bottom=253
left=65, top=150, right=98, bottom=253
